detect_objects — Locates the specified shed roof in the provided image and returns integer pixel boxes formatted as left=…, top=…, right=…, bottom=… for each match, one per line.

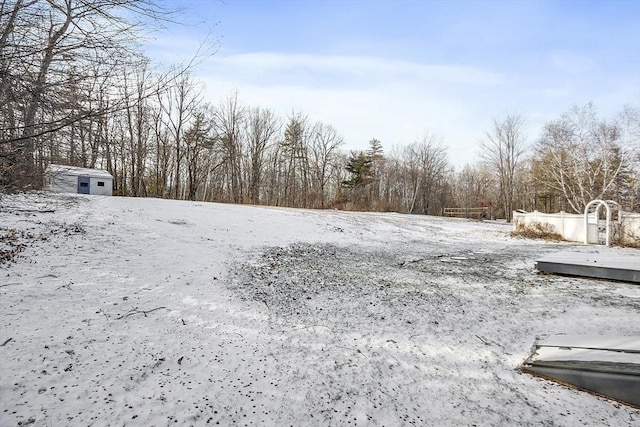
left=48, top=164, right=113, bottom=179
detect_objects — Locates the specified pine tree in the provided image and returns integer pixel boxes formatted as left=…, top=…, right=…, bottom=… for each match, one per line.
left=342, top=151, right=373, bottom=189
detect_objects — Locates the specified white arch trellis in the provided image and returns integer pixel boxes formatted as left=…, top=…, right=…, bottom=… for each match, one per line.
left=583, top=199, right=622, bottom=246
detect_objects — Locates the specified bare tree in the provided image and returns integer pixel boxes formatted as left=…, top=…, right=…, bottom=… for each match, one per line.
left=157, top=73, right=202, bottom=199
left=615, top=105, right=640, bottom=211
left=406, top=134, right=451, bottom=215
left=149, top=97, right=173, bottom=198
left=455, top=163, right=494, bottom=214
left=122, top=62, right=155, bottom=197
left=0, top=0, right=219, bottom=193
left=244, top=107, right=280, bottom=205
left=0, top=0, right=178, bottom=190
left=308, top=122, right=343, bottom=208
left=534, top=103, right=634, bottom=213
left=183, top=105, right=216, bottom=201
left=280, top=113, right=310, bottom=207
left=214, top=92, right=245, bottom=203
left=479, top=114, right=527, bottom=221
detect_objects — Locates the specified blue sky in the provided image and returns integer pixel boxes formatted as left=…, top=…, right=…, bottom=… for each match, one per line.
left=145, top=0, right=640, bottom=167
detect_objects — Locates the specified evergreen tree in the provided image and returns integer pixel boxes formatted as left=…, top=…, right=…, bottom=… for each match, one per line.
left=342, top=151, right=373, bottom=189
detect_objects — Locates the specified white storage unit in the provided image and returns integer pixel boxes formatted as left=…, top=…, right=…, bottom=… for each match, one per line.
left=45, top=164, right=113, bottom=196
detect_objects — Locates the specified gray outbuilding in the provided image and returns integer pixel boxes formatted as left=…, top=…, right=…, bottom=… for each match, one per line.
left=45, top=164, right=113, bottom=196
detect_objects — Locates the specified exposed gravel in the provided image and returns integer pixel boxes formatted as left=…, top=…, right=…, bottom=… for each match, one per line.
left=226, top=240, right=640, bottom=425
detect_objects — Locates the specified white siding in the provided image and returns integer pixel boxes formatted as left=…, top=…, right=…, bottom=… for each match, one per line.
left=50, top=173, right=78, bottom=194
left=89, top=176, right=113, bottom=196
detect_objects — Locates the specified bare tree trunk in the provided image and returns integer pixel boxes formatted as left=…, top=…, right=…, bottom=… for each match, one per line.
left=214, top=92, right=245, bottom=203
left=245, top=107, right=280, bottom=205
left=480, top=114, right=527, bottom=221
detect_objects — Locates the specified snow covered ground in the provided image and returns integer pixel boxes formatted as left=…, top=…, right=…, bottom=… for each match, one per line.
left=1, top=192, right=639, bottom=426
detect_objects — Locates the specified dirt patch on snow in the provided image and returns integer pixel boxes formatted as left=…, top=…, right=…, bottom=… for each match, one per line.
left=226, top=241, right=640, bottom=425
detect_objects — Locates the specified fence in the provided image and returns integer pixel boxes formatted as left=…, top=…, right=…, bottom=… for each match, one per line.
left=513, top=211, right=586, bottom=241
left=620, top=213, right=640, bottom=245
left=513, top=209, right=640, bottom=246
left=443, top=207, right=491, bottom=219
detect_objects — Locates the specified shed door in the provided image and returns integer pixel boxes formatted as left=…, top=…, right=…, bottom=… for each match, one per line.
left=77, top=176, right=90, bottom=194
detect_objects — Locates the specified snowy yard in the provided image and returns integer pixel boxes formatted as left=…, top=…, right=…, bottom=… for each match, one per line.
left=1, top=193, right=639, bottom=426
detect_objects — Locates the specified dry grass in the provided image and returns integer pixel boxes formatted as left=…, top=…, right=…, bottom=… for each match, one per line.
left=0, top=227, right=28, bottom=264
left=510, top=220, right=564, bottom=241
left=618, top=232, right=640, bottom=248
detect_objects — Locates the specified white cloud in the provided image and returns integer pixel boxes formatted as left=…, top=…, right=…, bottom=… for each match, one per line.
left=214, top=52, right=505, bottom=86
left=164, top=49, right=637, bottom=170
left=193, top=52, right=506, bottom=167
left=548, top=51, right=597, bottom=74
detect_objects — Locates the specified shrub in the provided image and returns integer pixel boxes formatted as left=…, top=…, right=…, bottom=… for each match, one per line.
left=618, top=231, right=640, bottom=248
left=511, top=220, right=563, bottom=241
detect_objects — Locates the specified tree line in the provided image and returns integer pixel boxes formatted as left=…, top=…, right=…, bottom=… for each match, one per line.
left=2, top=1, right=639, bottom=219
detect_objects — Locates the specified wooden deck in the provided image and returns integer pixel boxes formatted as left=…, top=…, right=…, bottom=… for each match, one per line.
left=521, top=335, right=640, bottom=408
left=536, top=251, right=640, bottom=284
